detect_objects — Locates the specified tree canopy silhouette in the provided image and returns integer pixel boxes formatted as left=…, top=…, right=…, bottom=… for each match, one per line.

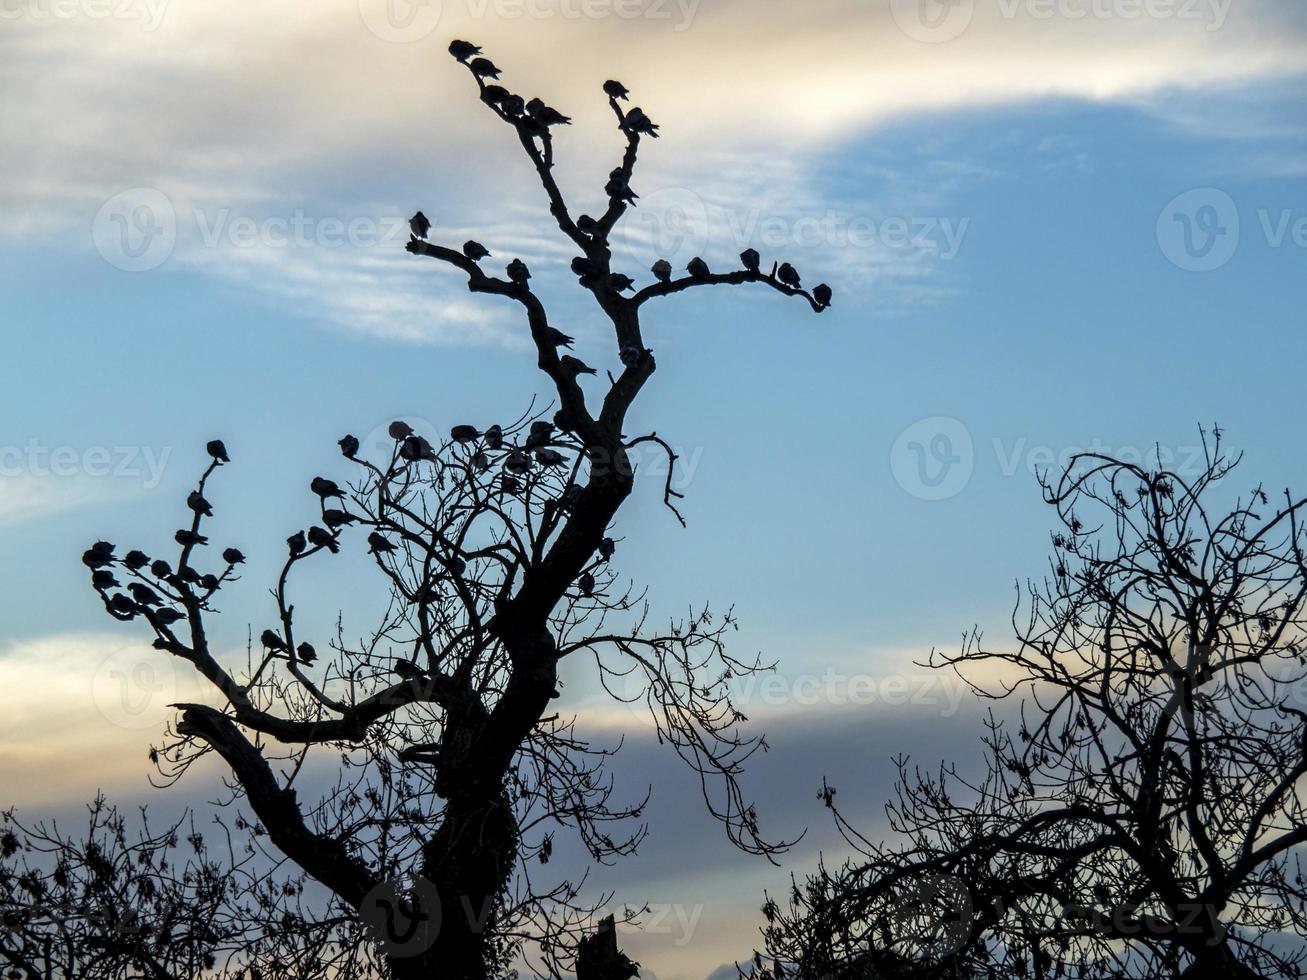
left=4, top=41, right=832, bottom=980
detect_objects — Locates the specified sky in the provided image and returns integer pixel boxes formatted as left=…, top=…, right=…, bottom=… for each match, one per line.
left=2, top=0, right=1306, bottom=977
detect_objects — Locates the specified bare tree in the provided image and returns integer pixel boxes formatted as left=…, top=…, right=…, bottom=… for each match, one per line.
left=760, top=431, right=1307, bottom=979
left=54, top=41, right=831, bottom=980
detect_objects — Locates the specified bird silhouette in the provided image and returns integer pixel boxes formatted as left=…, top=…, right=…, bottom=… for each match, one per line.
left=124, top=550, right=149, bottom=570
left=472, top=451, right=490, bottom=471
left=624, top=108, right=659, bottom=138
left=451, top=424, right=479, bottom=443
left=175, top=529, right=208, bottom=547
left=501, top=474, right=522, bottom=493
left=409, top=211, right=432, bottom=240
left=505, top=451, right=531, bottom=474
left=206, top=440, right=229, bottom=463
left=554, top=408, right=578, bottom=433
left=448, top=39, right=481, bottom=62
left=394, top=657, right=424, bottom=679
left=481, top=84, right=510, bottom=106
left=82, top=541, right=115, bottom=569
left=287, top=531, right=306, bottom=556
left=338, top=434, right=359, bottom=458
left=310, top=477, right=343, bottom=500
left=603, top=80, right=630, bottom=101
left=307, top=526, right=339, bottom=554
left=485, top=425, right=504, bottom=449
left=576, top=214, right=598, bottom=235
left=400, top=435, right=437, bottom=462
left=571, top=256, right=601, bottom=280
left=525, top=421, right=555, bottom=449
left=542, top=326, right=574, bottom=348
left=187, top=491, right=213, bottom=517
left=599, top=537, right=616, bottom=560
left=368, top=532, right=397, bottom=555
left=813, top=283, right=833, bottom=308
left=463, top=240, right=491, bottom=262
left=740, top=248, right=761, bottom=272
left=109, top=594, right=138, bottom=617
left=651, top=259, right=672, bottom=283
left=526, top=98, right=571, bottom=126
left=92, top=569, right=119, bottom=590
left=776, top=263, right=801, bottom=288
left=605, top=174, right=638, bottom=205
left=578, top=571, right=595, bottom=596
left=506, top=259, right=530, bottom=284
left=200, top=573, right=219, bottom=591
left=503, top=94, right=525, bottom=118
left=155, top=608, right=185, bottom=625
left=560, top=355, right=597, bottom=377
left=687, top=257, right=710, bottom=278
left=128, top=582, right=161, bottom=606
left=388, top=420, right=414, bottom=440
left=150, top=559, right=171, bottom=578
left=180, top=566, right=201, bottom=584
left=469, top=57, right=501, bottom=79
left=261, top=629, right=287, bottom=652
left=296, top=642, right=317, bottom=665
left=608, top=273, right=635, bottom=293
left=322, top=509, right=358, bottom=529
left=222, top=547, right=245, bottom=565
left=535, top=448, right=566, bottom=468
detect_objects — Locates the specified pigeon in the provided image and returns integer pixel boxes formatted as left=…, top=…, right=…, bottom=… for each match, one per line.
left=535, top=448, right=566, bottom=468
left=687, top=257, right=710, bottom=279
left=560, top=355, right=597, bottom=377
left=261, top=629, right=287, bottom=652
left=472, top=451, right=490, bottom=471
left=777, top=263, right=801, bottom=288
left=409, top=211, right=432, bottom=240
left=463, top=240, right=491, bottom=262
left=500, top=474, right=522, bottom=493
left=619, top=346, right=642, bottom=368
left=526, top=98, right=571, bottom=126
left=651, top=259, right=672, bottom=283
left=484, top=425, right=504, bottom=450
left=338, top=434, right=359, bottom=458
left=481, top=84, right=510, bottom=105
left=503, top=94, right=525, bottom=118
left=388, top=420, right=414, bottom=440
left=525, top=421, right=555, bottom=449
left=603, top=80, right=630, bottom=101
left=150, top=559, right=172, bottom=578
left=124, top=550, right=150, bottom=570
left=287, top=531, right=306, bottom=556
left=542, top=326, right=574, bottom=348
left=598, top=537, right=615, bottom=560
left=553, top=408, right=577, bottom=433
left=128, top=582, right=161, bottom=607
left=175, top=529, right=208, bottom=547
left=187, top=491, right=213, bottom=517
left=506, top=259, right=530, bottom=284
left=368, top=532, right=397, bottom=555
left=222, top=547, right=245, bottom=565
left=740, top=248, right=761, bottom=272
left=180, top=566, right=201, bottom=584
left=576, top=214, right=598, bottom=235
left=469, top=57, right=501, bottom=79
left=450, top=425, right=479, bottom=444
left=109, top=594, right=138, bottom=618
left=605, top=177, right=637, bottom=206
left=307, top=526, right=339, bottom=554
left=296, top=642, right=317, bottom=665
left=401, top=435, right=437, bottom=462
left=813, top=283, right=833, bottom=308
left=505, top=451, right=531, bottom=475
left=322, top=509, right=358, bottom=529
left=394, top=657, right=424, bottom=679
left=448, top=39, right=481, bottom=62
left=310, top=477, right=343, bottom=500
left=206, top=440, right=229, bottom=463
left=624, top=108, right=659, bottom=138
left=608, top=273, right=635, bottom=293
left=571, top=256, right=600, bottom=280
left=92, top=569, right=119, bottom=590
left=155, top=608, right=185, bottom=626
left=200, top=574, right=219, bottom=591
left=578, top=571, right=595, bottom=596
left=82, top=542, right=115, bottom=569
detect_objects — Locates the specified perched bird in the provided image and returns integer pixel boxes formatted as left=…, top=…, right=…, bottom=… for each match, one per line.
left=409, top=211, right=432, bottom=240
left=155, top=608, right=185, bottom=626
left=624, top=107, right=659, bottom=138
left=603, top=79, right=630, bottom=101
left=451, top=424, right=480, bottom=443
left=206, top=439, right=229, bottom=463
left=261, top=629, right=287, bottom=652
left=571, top=256, right=601, bottom=281
left=605, top=175, right=637, bottom=205
left=469, top=57, right=501, bottom=79
left=504, top=451, right=531, bottom=475
left=368, top=532, right=397, bottom=555
left=740, top=248, right=761, bottom=272
left=338, top=434, right=359, bottom=458
left=307, top=526, right=339, bottom=554
left=187, top=491, right=213, bottom=517
left=128, top=582, right=161, bottom=607
left=463, top=240, right=491, bottom=262
left=448, top=39, right=481, bottom=62
left=506, top=259, right=530, bottom=284
left=82, top=541, right=115, bottom=569
left=175, top=529, right=208, bottom=547
left=686, top=257, right=710, bottom=279
left=481, top=84, right=510, bottom=105
left=296, top=642, right=317, bottom=665
left=776, top=262, right=801, bottom=288
left=92, top=569, right=119, bottom=590
left=599, top=537, right=616, bottom=560
left=578, top=571, right=595, bottom=596
left=526, top=97, right=571, bottom=127
left=322, top=509, right=358, bottom=529
left=608, top=273, right=635, bottom=293
left=310, top=477, right=343, bottom=500
left=560, top=355, right=597, bottom=377
left=222, top=547, right=245, bottom=565
left=651, top=259, right=672, bottom=283
left=553, top=408, right=577, bottom=433
left=124, top=550, right=150, bottom=570
left=484, top=425, right=504, bottom=450
left=619, top=346, right=642, bottom=368
left=472, top=451, right=490, bottom=472
left=200, top=574, right=220, bottom=591
left=180, top=566, right=201, bottom=584
left=150, top=559, right=172, bottom=578
left=535, top=448, right=566, bottom=468
left=394, top=657, right=424, bottom=679
left=524, top=421, right=555, bottom=449
left=400, top=435, right=437, bottom=462
left=542, top=326, right=574, bottom=348
left=109, top=594, right=138, bottom=618
left=503, top=94, right=525, bottom=118
left=500, top=474, right=522, bottom=493
left=813, top=283, right=833, bottom=308
left=287, top=531, right=306, bottom=556
left=576, top=214, right=598, bottom=235
left=388, top=420, right=414, bottom=440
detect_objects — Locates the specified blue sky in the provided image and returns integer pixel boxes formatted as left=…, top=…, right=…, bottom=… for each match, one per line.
left=2, top=2, right=1306, bottom=976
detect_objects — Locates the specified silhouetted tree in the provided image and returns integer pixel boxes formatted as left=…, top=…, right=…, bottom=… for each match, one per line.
left=760, top=431, right=1307, bottom=979
left=31, top=42, right=831, bottom=980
